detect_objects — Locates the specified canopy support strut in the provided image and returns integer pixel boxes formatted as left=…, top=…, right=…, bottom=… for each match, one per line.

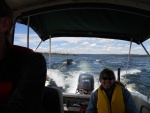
left=27, top=16, right=30, bottom=48
left=139, top=42, right=150, bottom=57
left=34, top=40, right=43, bottom=51
left=49, top=36, right=51, bottom=69
left=126, top=38, right=132, bottom=74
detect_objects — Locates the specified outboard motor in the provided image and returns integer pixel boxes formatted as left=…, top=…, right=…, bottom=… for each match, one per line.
left=76, top=73, right=94, bottom=94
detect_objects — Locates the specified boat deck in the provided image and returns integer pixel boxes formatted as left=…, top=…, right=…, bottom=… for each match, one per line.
left=62, top=91, right=150, bottom=113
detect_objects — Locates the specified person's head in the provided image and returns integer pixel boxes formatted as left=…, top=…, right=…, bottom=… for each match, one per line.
left=0, top=0, right=13, bottom=42
left=99, top=68, right=116, bottom=90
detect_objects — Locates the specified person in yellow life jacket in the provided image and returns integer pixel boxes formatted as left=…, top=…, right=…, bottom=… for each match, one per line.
left=86, top=68, right=139, bottom=113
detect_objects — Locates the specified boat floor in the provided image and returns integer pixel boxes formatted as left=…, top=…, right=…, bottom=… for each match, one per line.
left=63, top=90, right=150, bottom=113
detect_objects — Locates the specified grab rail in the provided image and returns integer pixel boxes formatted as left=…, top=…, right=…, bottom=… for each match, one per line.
left=140, top=105, right=150, bottom=113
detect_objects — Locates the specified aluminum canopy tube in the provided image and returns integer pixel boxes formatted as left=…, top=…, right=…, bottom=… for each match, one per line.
left=126, top=38, right=132, bottom=75
left=140, top=42, right=150, bottom=57
left=49, top=36, right=51, bottom=69
left=34, top=40, right=42, bottom=51
left=27, top=16, right=30, bottom=48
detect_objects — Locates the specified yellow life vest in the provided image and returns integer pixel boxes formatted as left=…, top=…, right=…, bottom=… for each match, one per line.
left=97, top=84, right=125, bottom=113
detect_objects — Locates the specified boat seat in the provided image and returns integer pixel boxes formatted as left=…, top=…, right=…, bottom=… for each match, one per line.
left=40, top=86, right=64, bottom=113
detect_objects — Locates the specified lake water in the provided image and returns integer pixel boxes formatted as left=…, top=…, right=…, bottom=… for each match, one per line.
left=44, top=54, right=150, bottom=96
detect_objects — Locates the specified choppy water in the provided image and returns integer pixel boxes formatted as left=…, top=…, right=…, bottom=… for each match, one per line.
left=44, top=54, right=150, bottom=96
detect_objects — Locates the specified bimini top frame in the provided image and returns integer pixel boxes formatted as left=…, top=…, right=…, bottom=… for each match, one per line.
left=7, top=0, right=150, bottom=45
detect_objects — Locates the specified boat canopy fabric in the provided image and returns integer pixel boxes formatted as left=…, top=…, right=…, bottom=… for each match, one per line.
left=11, top=2, right=150, bottom=44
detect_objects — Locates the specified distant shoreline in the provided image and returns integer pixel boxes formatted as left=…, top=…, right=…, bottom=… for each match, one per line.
left=41, top=53, right=148, bottom=57
left=41, top=53, right=76, bottom=56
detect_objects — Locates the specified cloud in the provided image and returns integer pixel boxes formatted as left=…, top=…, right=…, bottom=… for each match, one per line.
left=82, top=42, right=89, bottom=45
left=14, top=34, right=150, bottom=55
left=90, top=43, right=96, bottom=47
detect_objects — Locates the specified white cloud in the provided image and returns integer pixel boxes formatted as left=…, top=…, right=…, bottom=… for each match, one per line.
left=82, top=42, right=89, bottom=45
left=14, top=34, right=150, bottom=55
left=61, top=43, right=67, bottom=46
left=90, top=43, right=96, bottom=47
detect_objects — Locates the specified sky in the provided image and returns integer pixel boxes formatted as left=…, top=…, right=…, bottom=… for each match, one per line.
left=14, top=23, right=150, bottom=55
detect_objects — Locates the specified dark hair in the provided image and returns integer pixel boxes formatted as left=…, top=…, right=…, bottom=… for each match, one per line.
left=99, top=68, right=116, bottom=80
left=0, top=0, right=13, bottom=17
left=0, top=0, right=13, bottom=44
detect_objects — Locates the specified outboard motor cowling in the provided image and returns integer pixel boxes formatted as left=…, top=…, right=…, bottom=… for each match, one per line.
left=76, top=73, right=94, bottom=94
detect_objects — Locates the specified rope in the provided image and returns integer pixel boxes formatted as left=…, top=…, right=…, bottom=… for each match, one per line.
left=49, top=59, right=70, bottom=73
left=99, top=59, right=109, bottom=68
left=47, top=59, right=68, bottom=86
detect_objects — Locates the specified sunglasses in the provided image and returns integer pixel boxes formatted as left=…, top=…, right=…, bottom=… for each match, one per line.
left=102, top=77, right=114, bottom=80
